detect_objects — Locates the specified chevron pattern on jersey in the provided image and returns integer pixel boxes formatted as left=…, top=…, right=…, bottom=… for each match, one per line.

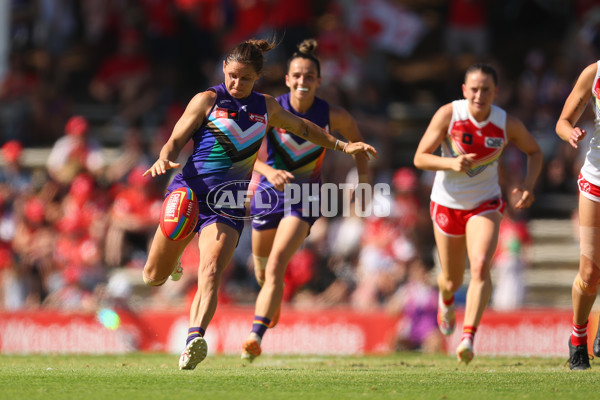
left=205, top=119, right=265, bottom=163
left=268, top=128, right=325, bottom=171
left=444, top=136, right=491, bottom=178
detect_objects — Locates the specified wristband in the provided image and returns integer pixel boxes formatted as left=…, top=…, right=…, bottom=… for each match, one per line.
left=334, top=139, right=340, bottom=151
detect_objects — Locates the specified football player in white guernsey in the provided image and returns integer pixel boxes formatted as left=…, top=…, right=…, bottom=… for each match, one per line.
left=556, top=61, right=600, bottom=370
left=414, top=63, right=542, bottom=365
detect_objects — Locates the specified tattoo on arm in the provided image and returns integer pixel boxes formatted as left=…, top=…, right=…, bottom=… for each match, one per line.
left=302, top=126, right=309, bottom=138
left=575, top=97, right=585, bottom=112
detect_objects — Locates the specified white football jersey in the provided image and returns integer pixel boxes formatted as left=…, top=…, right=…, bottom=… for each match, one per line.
left=430, top=99, right=507, bottom=209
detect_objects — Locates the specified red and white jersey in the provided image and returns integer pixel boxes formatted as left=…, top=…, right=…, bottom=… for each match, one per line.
left=581, top=61, right=600, bottom=186
left=431, top=99, right=507, bottom=209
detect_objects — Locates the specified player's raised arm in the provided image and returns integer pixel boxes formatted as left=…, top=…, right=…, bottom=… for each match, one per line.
left=265, top=95, right=377, bottom=159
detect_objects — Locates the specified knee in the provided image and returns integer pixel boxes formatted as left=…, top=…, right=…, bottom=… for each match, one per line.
left=262, top=257, right=285, bottom=288
left=263, top=273, right=285, bottom=290
left=143, top=270, right=168, bottom=286
left=438, top=274, right=462, bottom=293
left=199, top=257, right=222, bottom=283
left=253, top=254, right=268, bottom=286
left=574, top=271, right=600, bottom=296
left=468, top=256, right=491, bottom=282
left=580, top=256, right=599, bottom=280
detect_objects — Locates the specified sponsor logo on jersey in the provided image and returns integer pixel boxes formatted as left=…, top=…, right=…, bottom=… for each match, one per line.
left=215, top=107, right=239, bottom=120
left=485, top=137, right=504, bottom=148
left=249, top=113, right=265, bottom=124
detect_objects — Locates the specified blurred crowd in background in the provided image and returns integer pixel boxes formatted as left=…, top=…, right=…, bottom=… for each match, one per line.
left=0, top=0, right=599, bottom=352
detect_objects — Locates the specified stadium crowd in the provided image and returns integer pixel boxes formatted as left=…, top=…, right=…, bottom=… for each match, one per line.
left=0, top=0, right=599, bottom=352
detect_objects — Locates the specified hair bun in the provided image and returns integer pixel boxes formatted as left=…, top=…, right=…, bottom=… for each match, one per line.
left=297, top=39, right=317, bottom=55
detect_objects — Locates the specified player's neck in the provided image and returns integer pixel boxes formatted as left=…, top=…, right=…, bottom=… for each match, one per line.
left=290, top=95, right=314, bottom=114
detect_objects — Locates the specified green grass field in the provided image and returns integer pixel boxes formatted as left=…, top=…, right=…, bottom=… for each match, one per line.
left=1, top=352, right=599, bottom=400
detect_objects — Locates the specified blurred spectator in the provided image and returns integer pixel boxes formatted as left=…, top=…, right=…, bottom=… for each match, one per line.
left=104, top=166, right=162, bottom=268
left=89, top=28, right=157, bottom=127
left=386, top=258, right=444, bottom=353
left=148, top=102, right=192, bottom=167
left=0, top=190, right=17, bottom=245
left=49, top=175, right=108, bottom=311
left=0, top=51, right=38, bottom=144
left=42, top=264, right=99, bottom=311
left=444, top=0, right=490, bottom=60
left=0, top=248, right=26, bottom=310
left=33, top=0, right=77, bottom=57
left=0, top=139, right=31, bottom=194
left=491, top=211, right=532, bottom=310
left=104, top=123, right=151, bottom=185
left=575, top=3, right=600, bottom=66
left=282, top=244, right=317, bottom=303
left=11, top=195, right=56, bottom=306
left=352, top=217, right=408, bottom=309
left=390, top=167, right=434, bottom=262
left=46, top=115, right=106, bottom=184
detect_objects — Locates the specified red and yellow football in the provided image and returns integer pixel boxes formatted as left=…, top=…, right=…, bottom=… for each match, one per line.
left=159, top=187, right=199, bottom=241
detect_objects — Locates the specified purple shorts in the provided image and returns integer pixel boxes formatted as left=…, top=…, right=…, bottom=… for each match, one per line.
left=195, top=200, right=245, bottom=236
left=250, top=188, right=320, bottom=231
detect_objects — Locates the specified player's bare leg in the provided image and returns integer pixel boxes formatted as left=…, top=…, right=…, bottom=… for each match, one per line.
left=190, top=222, right=238, bottom=328
left=143, top=227, right=194, bottom=286
left=570, top=196, right=600, bottom=369
left=243, top=217, right=309, bottom=361
left=433, top=228, right=466, bottom=336
left=459, top=212, right=501, bottom=364
left=179, top=223, right=238, bottom=370
left=252, top=227, right=277, bottom=287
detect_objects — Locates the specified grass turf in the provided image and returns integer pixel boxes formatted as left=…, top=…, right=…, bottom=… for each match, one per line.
left=0, top=352, right=598, bottom=400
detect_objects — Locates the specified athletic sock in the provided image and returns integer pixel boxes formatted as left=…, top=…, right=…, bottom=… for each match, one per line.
left=461, top=325, right=477, bottom=343
left=570, top=321, right=588, bottom=346
left=186, top=327, right=205, bottom=346
left=440, top=293, right=455, bottom=308
left=251, top=316, right=271, bottom=339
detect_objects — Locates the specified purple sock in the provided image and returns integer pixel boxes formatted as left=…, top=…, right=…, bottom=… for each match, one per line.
left=251, top=316, right=271, bottom=339
left=186, top=327, right=205, bottom=345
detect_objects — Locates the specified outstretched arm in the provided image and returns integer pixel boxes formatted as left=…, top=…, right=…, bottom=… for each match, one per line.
left=265, top=95, right=377, bottom=159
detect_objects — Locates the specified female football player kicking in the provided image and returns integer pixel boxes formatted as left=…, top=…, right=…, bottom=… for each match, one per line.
left=142, top=37, right=377, bottom=370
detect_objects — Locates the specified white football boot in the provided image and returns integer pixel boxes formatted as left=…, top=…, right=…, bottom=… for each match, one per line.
left=178, top=337, right=208, bottom=370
